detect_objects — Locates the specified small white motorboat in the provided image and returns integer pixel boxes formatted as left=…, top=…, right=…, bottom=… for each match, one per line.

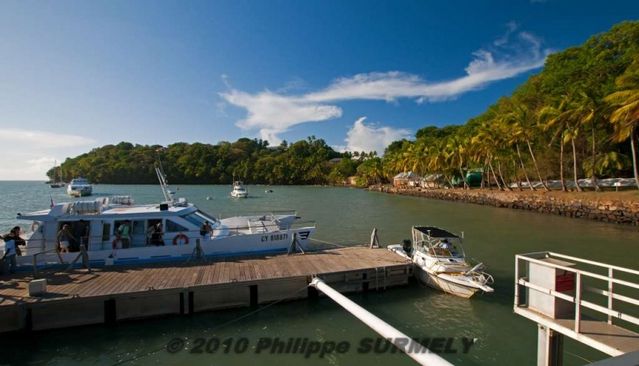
left=230, top=181, right=248, bottom=198
left=388, top=226, right=494, bottom=298
left=67, top=178, right=93, bottom=197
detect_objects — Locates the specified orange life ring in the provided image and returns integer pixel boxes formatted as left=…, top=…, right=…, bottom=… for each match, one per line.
left=112, top=237, right=122, bottom=249
left=173, top=233, right=189, bottom=245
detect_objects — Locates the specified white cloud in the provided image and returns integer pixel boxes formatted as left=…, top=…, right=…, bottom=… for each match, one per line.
left=220, top=27, right=551, bottom=143
left=344, top=117, right=411, bottom=155
left=0, top=129, right=96, bottom=180
left=0, top=128, right=96, bottom=149
left=494, top=21, right=518, bottom=46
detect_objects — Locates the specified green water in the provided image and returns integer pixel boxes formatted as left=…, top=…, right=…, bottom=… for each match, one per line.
left=1, top=182, right=638, bottom=365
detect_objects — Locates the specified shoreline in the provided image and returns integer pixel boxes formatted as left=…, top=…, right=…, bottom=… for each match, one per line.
left=368, top=185, right=639, bottom=226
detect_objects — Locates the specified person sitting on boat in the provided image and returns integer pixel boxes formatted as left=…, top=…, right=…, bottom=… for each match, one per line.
left=57, top=224, right=76, bottom=253
left=200, top=221, right=213, bottom=239
left=2, top=235, right=17, bottom=274
left=439, top=239, right=451, bottom=250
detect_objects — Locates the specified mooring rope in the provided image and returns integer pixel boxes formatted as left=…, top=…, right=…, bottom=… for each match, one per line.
left=309, top=237, right=348, bottom=248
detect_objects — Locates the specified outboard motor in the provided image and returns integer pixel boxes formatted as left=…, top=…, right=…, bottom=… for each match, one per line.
left=402, top=239, right=412, bottom=255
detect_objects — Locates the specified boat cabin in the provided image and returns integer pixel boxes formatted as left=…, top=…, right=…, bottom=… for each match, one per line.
left=18, top=196, right=220, bottom=254
left=410, top=226, right=465, bottom=259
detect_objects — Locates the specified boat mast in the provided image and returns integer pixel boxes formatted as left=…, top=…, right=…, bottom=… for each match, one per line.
left=155, top=150, right=173, bottom=204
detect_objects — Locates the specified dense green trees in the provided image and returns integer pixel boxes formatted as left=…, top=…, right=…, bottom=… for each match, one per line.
left=382, top=21, right=639, bottom=190
left=49, top=137, right=367, bottom=185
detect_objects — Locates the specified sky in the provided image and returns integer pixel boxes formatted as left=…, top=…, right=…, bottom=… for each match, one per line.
left=1, top=0, right=638, bottom=180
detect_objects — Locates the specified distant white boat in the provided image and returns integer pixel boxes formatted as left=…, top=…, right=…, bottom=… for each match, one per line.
left=231, top=181, right=248, bottom=198
left=388, top=226, right=494, bottom=298
left=67, top=178, right=92, bottom=197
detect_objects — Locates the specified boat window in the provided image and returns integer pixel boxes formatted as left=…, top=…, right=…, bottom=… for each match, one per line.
left=183, top=211, right=217, bottom=227
left=165, top=219, right=188, bottom=233
left=183, top=213, right=204, bottom=227
left=132, top=221, right=145, bottom=235
left=102, top=223, right=111, bottom=242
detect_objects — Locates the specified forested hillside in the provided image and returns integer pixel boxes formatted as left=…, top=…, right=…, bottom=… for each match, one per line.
left=49, top=137, right=371, bottom=185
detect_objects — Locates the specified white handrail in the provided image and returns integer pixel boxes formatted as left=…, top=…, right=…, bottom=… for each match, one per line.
left=515, top=254, right=639, bottom=291
left=515, top=252, right=639, bottom=334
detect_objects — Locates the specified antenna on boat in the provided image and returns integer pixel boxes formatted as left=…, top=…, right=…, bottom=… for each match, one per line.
left=155, top=149, right=174, bottom=204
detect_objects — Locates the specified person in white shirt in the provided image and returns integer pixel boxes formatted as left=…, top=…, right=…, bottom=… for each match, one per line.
left=2, top=236, right=17, bottom=274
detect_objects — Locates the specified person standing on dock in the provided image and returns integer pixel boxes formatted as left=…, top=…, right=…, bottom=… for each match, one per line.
left=2, top=235, right=17, bottom=274
left=5, top=227, right=25, bottom=256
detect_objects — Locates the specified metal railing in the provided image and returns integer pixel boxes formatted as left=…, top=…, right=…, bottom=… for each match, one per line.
left=515, top=252, right=639, bottom=334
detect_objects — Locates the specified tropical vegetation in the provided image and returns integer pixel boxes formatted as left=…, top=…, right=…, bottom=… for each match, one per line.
left=381, top=21, right=639, bottom=190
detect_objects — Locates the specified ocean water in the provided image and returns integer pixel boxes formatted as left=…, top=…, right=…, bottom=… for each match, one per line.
left=1, top=181, right=638, bottom=365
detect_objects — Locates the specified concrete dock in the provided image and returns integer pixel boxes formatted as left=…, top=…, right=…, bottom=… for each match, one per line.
left=0, top=247, right=411, bottom=333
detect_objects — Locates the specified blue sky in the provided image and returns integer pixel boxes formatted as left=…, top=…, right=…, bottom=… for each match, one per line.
left=1, top=0, right=638, bottom=179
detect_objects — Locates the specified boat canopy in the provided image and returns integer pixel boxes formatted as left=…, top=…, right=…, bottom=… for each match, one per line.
left=413, top=226, right=459, bottom=238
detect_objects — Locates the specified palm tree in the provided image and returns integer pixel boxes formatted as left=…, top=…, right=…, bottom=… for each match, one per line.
left=503, top=104, right=550, bottom=191
left=605, top=63, right=639, bottom=189
left=446, top=135, right=470, bottom=189
left=540, top=96, right=584, bottom=192
left=471, top=122, right=507, bottom=190
left=565, top=91, right=600, bottom=190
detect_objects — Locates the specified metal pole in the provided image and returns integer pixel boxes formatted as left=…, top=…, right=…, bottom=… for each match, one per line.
left=608, top=268, right=614, bottom=325
left=514, top=256, right=520, bottom=307
left=309, top=278, right=453, bottom=366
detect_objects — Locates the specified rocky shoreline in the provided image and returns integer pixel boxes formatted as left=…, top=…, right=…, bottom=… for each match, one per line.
left=369, top=186, right=639, bottom=225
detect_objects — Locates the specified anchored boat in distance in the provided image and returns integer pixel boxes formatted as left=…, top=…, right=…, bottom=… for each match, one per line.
left=388, top=226, right=494, bottom=298
left=230, top=180, right=248, bottom=198
left=67, top=177, right=93, bottom=197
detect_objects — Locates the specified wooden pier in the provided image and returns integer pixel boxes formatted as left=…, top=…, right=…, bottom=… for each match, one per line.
left=0, top=247, right=411, bottom=333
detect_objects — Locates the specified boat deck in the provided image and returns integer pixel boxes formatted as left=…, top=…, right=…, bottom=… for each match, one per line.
left=0, top=247, right=412, bottom=332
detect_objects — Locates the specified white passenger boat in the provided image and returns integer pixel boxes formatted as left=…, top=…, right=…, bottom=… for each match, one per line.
left=13, top=173, right=315, bottom=269
left=67, top=178, right=92, bottom=197
left=388, top=226, right=494, bottom=298
left=230, top=181, right=248, bottom=198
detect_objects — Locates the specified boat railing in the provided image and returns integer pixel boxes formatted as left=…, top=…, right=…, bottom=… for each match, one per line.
left=30, top=247, right=65, bottom=276
left=216, top=210, right=298, bottom=219
left=515, top=251, right=639, bottom=336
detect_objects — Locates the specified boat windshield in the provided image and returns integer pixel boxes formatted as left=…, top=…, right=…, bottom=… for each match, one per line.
left=183, top=210, right=217, bottom=227
left=416, top=237, right=465, bottom=258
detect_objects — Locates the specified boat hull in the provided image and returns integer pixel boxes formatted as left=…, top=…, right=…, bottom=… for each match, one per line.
left=414, top=266, right=479, bottom=298
left=15, top=227, right=315, bottom=269
left=67, top=187, right=92, bottom=197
